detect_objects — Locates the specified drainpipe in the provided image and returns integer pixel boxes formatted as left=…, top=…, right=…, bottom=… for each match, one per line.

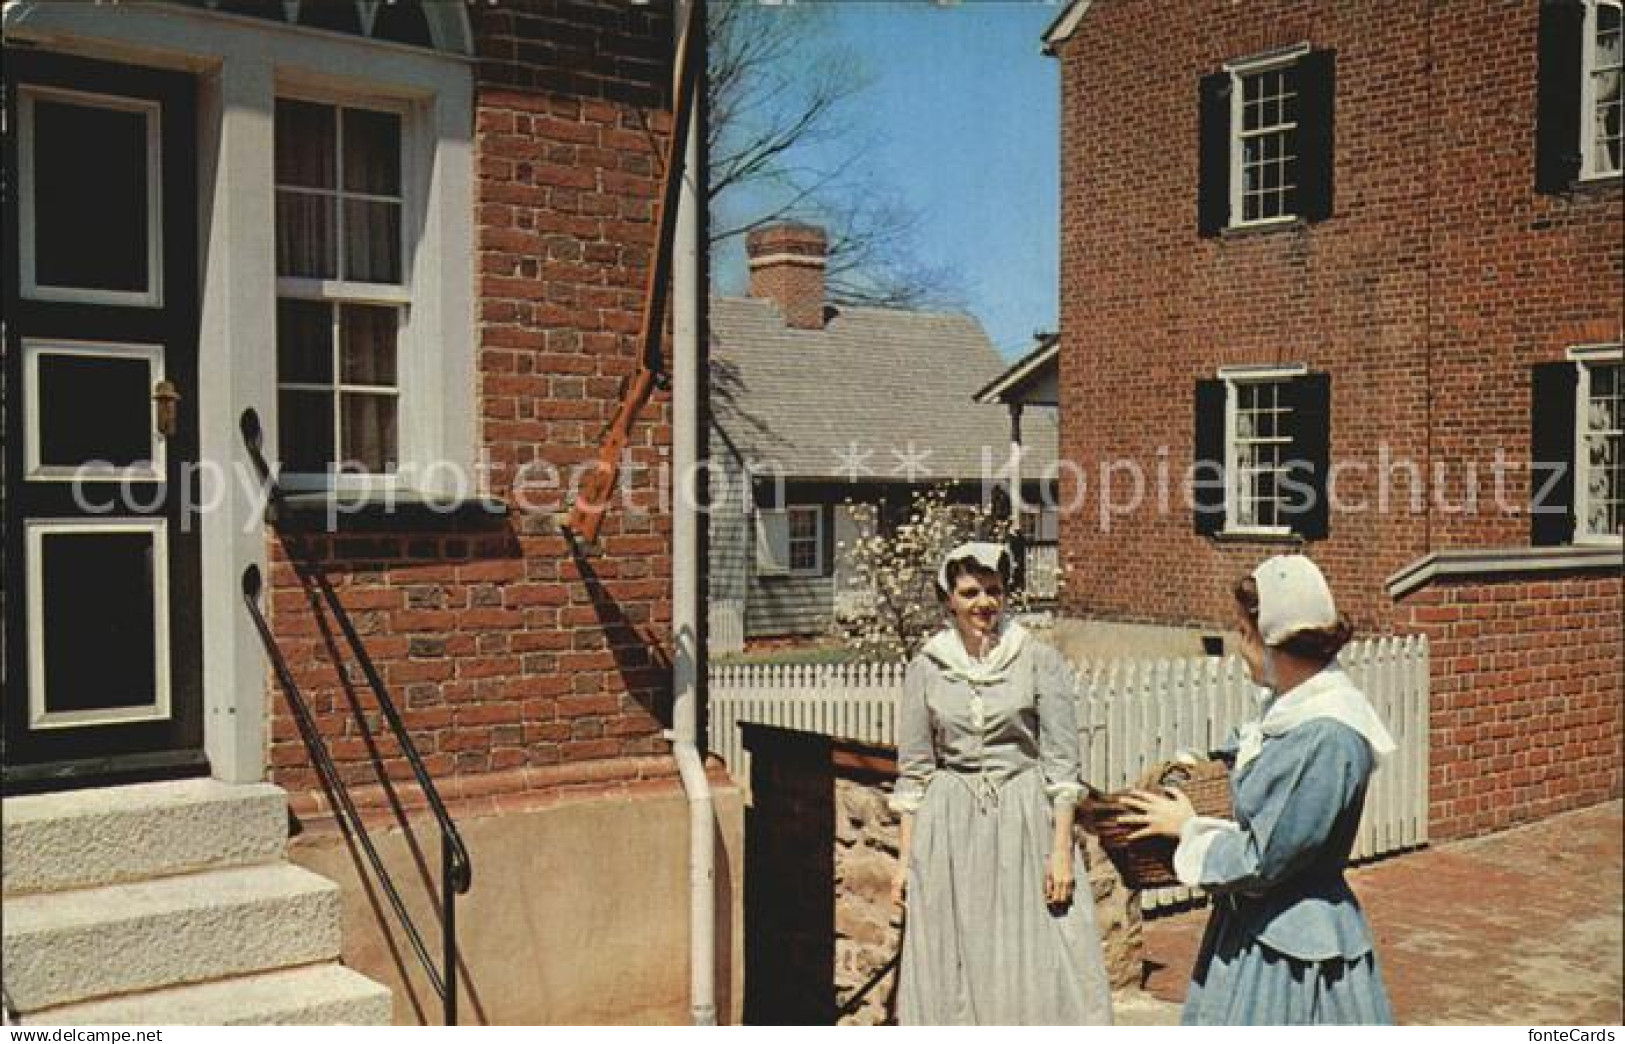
left=668, top=0, right=716, bottom=1026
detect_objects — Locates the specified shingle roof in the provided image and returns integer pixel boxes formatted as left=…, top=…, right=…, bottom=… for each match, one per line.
left=709, top=297, right=1058, bottom=482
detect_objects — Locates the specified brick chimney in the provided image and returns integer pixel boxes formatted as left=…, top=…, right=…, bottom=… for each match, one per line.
left=746, top=222, right=828, bottom=330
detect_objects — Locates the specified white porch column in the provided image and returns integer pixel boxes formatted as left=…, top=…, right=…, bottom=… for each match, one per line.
left=197, top=55, right=277, bottom=784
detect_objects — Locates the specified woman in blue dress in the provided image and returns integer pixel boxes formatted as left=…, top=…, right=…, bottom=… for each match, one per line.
left=1121, top=554, right=1396, bottom=1025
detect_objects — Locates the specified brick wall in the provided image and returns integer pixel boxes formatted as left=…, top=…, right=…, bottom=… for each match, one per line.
left=1051, top=0, right=1622, bottom=631
left=1051, top=0, right=1623, bottom=836
left=266, top=0, right=678, bottom=794
left=1399, top=572, right=1623, bottom=841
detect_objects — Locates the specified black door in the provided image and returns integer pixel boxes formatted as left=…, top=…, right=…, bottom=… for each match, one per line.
left=3, top=50, right=204, bottom=789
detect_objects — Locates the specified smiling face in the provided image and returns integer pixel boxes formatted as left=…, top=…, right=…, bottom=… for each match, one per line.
left=946, top=565, right=1005, bottom=648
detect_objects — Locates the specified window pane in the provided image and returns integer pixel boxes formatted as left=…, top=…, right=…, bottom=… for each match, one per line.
left=343, top=109, right=401, bottom=196
left=298, top=0, right=362, bottom=33
left=280, top=390, right=334, bottom=472
left=276, top=191, right=337, bottom=278
left=41, top=530, right=158, bottom=713
left=32, top=99, right=149, bottom=294
left=276, top=100, right=337, bottom=189
left=341, top=393, right=397, bottom=472
left=340, top=305, right=398, bottom=385
left=375, top=2, right=435, bottom=47
left=37, top=355, right=152, bottom=469
left=344, top=200, right=401, bottom=283
left=278, top=299, right=334, bottom=384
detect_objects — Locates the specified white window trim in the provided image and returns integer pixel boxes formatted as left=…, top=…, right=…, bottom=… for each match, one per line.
left=2, top=0, right=475, bottom=784
left=1581, top=0, right=1624, bottom=182
left=1568, top=343, right=1624, bottom=545
left=1219, top=363, right=1308, bottom=537
left=273, top=88, right=418, bottom=491
left=785, top=504, right=824, bottom=577
left=25, top=517, right=173, bottom=730
left=18, top=84, right=164, bottom=308
left=22, top=338, right=167, bottom=483
left=1226, top=44, right=1310, bottom=230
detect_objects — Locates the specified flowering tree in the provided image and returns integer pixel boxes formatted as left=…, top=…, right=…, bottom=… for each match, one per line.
left=832, top=487, right=1030, bottom=662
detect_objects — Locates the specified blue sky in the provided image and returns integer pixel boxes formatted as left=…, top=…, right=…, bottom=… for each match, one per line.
left=710, top=1, right=1063, bottom=359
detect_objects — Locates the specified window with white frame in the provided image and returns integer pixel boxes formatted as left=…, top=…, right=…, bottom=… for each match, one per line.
left=1233, top=58, right=1300, bottom=224
left=275, top=98, right=406, bottom=479
left=1227, top=376, right=1295, bottom=531
left=1585, top=0, right=1624, bottom=177
left=1194, top=365, right=1331, bottom=539
left=786, top=506, right=823, bottom=574
left=1577, top=352, right=1623, bottom=540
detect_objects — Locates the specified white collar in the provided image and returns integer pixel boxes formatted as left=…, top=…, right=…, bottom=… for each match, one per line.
left=1234, top=661, right=1397, bottom=773
left=921, top=621, right=1030, bottom=687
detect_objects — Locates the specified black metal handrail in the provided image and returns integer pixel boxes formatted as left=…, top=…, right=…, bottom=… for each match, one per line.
left=239, top=409, right=470, bottom=1025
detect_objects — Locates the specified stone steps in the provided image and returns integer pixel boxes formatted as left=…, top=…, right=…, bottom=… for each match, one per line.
left=30, top=964, right=392, bottom=1026
left=2, top=863, right=343, bottom=1011
left=1, top=779, right=389, bottom=1025
left=2, top=779, right=287, bottom=896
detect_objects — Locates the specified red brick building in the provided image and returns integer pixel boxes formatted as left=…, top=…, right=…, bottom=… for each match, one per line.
left=3, top=0, right=736, bottom=1025
left=1043, top=0, right=1622, bottom=840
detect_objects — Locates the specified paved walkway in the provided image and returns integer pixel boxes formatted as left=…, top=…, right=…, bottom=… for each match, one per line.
left=1140, top=800, right=1624, bottom=1026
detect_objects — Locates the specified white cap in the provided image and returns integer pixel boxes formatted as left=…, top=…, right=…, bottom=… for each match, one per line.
left=1253, top=555, right=1338, bottom=646
left=936, top=541, right=1010, bottom=596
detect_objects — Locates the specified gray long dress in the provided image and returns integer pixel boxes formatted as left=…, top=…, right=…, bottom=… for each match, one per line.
left=890, top=637, right=1114, bottom=1025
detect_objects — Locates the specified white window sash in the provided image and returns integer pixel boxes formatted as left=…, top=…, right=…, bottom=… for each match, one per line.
left=1582, top=0, right=1625, bottom=180
left=1226, top=44, right=1310, bottom=228
left=1570, top=344, right=1624, bottom=544
left=1221, top=369, right=1302, bottom=536
left=785, top=505, right=824, bottom=576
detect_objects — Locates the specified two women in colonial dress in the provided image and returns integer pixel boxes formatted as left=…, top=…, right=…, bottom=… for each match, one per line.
left=1122, top=554, right=1397, bottom=1025
left=889, top=542, right=1114, bottom=1025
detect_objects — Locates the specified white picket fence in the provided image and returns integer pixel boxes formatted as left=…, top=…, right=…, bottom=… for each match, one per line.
left=709, top=636, right=1430, bottom=909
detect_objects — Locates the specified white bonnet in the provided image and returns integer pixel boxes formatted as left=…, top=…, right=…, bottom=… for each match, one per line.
left=1252, top=555, right=1338, bottom=646
left=936, top=541, right=1010, bottom=596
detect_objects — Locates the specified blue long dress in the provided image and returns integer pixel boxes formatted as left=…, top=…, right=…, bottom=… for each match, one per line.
left=1173, top=694, right=1395, bottom=1025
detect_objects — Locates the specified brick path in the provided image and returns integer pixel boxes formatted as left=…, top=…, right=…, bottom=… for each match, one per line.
left=1140, top=800, right=1624, bottom=1025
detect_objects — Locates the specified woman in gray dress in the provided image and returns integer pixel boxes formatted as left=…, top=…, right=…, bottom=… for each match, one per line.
left=1121, top=555, right=1395, bottom=1025
left=888, top=542, right=1113, bottom=1025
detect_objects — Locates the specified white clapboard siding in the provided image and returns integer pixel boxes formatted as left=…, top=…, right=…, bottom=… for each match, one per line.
left=709, top=637, right=1430, bottom=910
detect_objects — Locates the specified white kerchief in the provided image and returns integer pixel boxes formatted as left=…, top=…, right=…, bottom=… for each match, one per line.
left=1234, top=661, right=1397, bottom=774
left=921, top=620, right=1030, bottom=688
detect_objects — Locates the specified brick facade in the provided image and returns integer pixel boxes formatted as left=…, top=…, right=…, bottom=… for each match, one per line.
left=266, top=0, right=678, bottom=796
left=1051, top=0, right=1622, bottom=838
left=1398, top=574, right=1623, bottom=841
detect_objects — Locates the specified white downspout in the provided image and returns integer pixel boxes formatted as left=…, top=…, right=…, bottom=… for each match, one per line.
left=668, top=0, right=716, bottom=1026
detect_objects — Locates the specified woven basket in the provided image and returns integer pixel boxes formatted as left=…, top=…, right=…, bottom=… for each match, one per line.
left=1081, top=759, right=1233, bottom=891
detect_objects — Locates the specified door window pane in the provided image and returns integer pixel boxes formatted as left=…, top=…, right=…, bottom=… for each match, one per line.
left=31, top=98, right=150, bottom=295
left=36, top=354, right=154, bottom=470
left=40, top=531, right=159, bottom=714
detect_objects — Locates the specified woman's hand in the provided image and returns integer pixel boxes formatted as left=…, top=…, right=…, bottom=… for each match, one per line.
left=1044, top=847, right=1075, bottom=908
left=890, top=866, right=908, bottom=907
left=1118, top=787, right=1197, bottom=841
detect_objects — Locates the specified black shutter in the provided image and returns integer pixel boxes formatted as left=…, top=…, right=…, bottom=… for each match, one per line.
left=1282, top=373, right=1332, bottom=541
left=1193, top=379, right=1227, bottom=534
left=1535, top=0, right=1585, bottom=194
left=1530, top=361, right=1578, bottom=546
left=1198, top=72, right=1232, bottom=237
left=1297, top=49, right=1337, bottom=223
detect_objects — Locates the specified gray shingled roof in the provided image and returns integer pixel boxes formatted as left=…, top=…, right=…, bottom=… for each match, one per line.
left=709, top=297, right=1058, bottom=482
